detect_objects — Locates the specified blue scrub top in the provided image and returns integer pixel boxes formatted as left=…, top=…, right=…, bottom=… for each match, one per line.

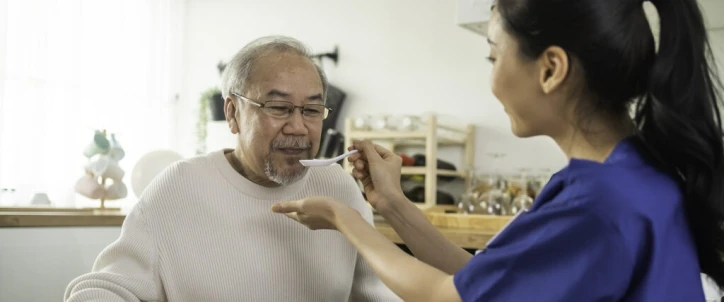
left=454, top=137, right=705, bottom=301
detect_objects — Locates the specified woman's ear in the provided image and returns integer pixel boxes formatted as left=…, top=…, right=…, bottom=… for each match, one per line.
left=538, top=46, right=569, bottom=94
left=224, top=96, right=239, bottom=134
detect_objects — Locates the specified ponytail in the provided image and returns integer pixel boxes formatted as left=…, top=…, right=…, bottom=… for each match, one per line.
left=635, top=0, right=724, bottom=286
left=497, top=0, right=724, bottom=286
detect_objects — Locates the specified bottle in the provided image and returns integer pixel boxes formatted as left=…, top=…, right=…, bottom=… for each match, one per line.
left=0, top=188, right=16, bottom=206
left=411, top=154, right=458, bottom=181
left=403, top=186, right=456, bottom=205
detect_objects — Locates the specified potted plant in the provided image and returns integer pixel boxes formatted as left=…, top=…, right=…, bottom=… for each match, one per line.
left=196, top=87, right=216, bottom=155
left=196, top=62, right=228, bottom=155
left=210, top=61, right=227, bottom=121
left=201, top=87, right=225, bottom=121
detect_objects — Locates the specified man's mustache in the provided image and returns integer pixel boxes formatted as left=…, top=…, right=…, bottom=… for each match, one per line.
left=272, top=138, right=311, bottom=149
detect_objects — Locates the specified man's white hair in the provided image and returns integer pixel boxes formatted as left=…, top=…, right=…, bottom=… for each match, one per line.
left=222, top=36, right=324, bottom=185
left=220, top=35, right=328, bottom=102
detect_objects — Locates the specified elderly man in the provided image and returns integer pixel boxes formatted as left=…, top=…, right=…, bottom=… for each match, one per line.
left=64, top=36, right=399, bottom=302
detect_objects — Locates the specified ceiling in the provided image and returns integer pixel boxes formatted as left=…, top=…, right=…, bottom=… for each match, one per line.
left=459, top=0, right=724, bottom=38
left=644, top=0, right=724, bottom=40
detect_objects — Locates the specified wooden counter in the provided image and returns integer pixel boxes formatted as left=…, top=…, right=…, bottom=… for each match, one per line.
left=0, top=208, right=504, bottom=250
left=0, top=210, right=126, bottom=227
left=374, top=220, right=495, bottom=250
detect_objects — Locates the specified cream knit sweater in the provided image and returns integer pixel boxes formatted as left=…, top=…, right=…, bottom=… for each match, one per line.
left=64, top=150, right=400, bottom=302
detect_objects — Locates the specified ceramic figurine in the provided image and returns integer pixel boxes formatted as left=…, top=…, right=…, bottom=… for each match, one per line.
left=74, top=130, right=128, bottom=208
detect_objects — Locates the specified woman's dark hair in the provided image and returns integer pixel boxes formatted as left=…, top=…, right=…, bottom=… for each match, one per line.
left=497, top=0, right=724, bottom=287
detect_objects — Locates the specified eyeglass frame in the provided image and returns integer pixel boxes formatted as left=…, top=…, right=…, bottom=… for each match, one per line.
left=231, top=92, right=331, bottom=120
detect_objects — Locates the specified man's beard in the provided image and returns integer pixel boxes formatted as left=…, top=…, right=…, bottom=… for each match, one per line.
left=264, top=159, right=308, bottom=185
left=264, top=137, right=312, bottom=185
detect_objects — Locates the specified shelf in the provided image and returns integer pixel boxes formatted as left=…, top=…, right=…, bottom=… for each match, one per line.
left=414, top=203, right=460, bottom=212
left=0, top=211, right=127, bottom=227
left=424, top=212, right=512, bottom=232
left=0, top=206, right=93, bottom=213
left=348, top=167, right=467, bottom=178
left=415, top=204, right=514, bottom=232
left=346, top=131, right=466, bottom=145
left=347, top=131, right=425, bottom=139
left=0, top=206, right=121, bottom=213
left=344, top=113, right=475, bottom=208
left=373, top=215, right=501, bottom=249
left=401, top=167, right=466, bottom=177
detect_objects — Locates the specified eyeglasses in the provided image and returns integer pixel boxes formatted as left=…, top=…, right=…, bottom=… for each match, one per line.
left=231, top=92, right=331, bottom=121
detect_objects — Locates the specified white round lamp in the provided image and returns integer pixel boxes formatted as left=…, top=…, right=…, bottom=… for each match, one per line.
left=131, top=150, right=184, bottom=198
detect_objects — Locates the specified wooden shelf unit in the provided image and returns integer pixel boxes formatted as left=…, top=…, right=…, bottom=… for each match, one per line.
left=345, top=166, right=466, bottom=178
left=344, top=114, right=475, bottom=207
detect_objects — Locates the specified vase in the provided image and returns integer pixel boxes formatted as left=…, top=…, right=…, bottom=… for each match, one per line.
left=208, top=92, right=226, bottom=121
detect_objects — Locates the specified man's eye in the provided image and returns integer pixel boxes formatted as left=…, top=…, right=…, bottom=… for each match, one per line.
left=268, top=106, right=290, bottom=112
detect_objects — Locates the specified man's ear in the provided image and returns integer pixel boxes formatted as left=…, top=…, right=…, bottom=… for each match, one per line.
left=538, top=46, right=569, bottom=94
left=224, top=96, right=239, bottom=134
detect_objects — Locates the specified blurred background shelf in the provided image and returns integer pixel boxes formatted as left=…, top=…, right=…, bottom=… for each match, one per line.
left=346, top=131, right=466, bottom=145
left=421, top=205, right=511, bottom=231
left=0, top=206, right=121, bottom=213
left=346, top=167, right=466, bottom=178
left=344, top=113, right=475, bottom=207
left=401, top=167, right=465, bottom=177
left=373, top=205, right=511, bottom=250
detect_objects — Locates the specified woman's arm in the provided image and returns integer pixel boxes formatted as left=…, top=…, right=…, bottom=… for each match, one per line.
left=336, top=206, right=462, bottom=302
left=347, top=140, right=473, bottom=274
left=377, top=193, right=473, bottom=274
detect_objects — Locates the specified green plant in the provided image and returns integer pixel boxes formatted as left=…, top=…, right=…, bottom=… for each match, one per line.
left=196, top=87, right=220, bottom=155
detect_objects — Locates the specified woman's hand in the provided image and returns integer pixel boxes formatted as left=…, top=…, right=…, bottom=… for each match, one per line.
left=347, top=140, right=406, bottom=212
left=271, top=197, right=357, bottom=231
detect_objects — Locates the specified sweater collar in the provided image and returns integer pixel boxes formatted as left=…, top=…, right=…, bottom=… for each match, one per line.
left=211, top=149, right=310, bottom=201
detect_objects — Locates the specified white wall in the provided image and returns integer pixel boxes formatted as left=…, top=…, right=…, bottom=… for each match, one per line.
left=0, top=227, right=121, bottom=302
left=710, top=29, right=724, bottom=82
left=177, top=0, right=724, bottom=173
left=176, top=0, right=567, bottom=174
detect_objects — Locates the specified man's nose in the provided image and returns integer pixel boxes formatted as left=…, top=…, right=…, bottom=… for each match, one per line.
left=282, top=109, right=309, bottom=135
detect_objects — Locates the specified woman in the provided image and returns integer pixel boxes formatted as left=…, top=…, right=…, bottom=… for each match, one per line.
left=272, top=0, right=724, bottom=300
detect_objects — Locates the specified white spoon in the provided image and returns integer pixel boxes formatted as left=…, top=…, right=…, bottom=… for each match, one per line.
left=299, top=150, right=359, bottom=167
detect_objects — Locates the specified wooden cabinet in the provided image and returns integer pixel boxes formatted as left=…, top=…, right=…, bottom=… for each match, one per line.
left=343, top=114, right=475, bottom=209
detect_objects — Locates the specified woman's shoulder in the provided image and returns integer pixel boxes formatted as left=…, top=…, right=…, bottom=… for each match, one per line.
left=561, top=154, right=683, bottom=215
left=543, top=137, right=684, bottom=217
left=530, top=142, right=686, bottom=248
left=531, top=151, right=688, bottom=264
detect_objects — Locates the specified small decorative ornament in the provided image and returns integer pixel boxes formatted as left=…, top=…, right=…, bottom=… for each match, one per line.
left=74, top=129, right=128, bottom=209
